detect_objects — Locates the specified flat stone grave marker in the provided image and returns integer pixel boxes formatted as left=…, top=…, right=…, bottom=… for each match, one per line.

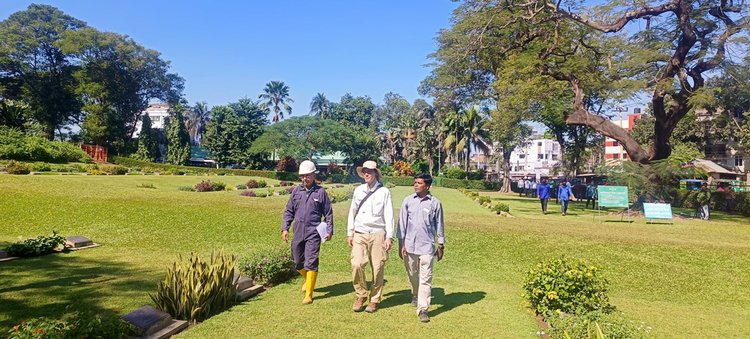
left=64, top=235, right=99, bottom=250
left=0, top=250, right=19, bottom=262
left=121, top=305, right=189, bottom=338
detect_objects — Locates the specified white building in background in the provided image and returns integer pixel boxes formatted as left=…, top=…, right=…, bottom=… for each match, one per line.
left=133, top=103, right=170, bottom=137
left=509, top=136, right=561, bottom=178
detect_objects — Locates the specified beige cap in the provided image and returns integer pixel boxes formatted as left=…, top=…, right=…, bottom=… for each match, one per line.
left=356, top=160, right=381, bottom=179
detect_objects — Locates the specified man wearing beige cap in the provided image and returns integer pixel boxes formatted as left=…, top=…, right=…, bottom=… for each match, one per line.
left=347, top=160, right=394, bottom=313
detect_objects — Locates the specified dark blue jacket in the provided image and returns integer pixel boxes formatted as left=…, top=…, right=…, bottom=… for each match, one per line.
left=536, top=183, right=551, bottom=200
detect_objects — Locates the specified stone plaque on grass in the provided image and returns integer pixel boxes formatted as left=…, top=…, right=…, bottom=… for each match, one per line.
left=64, top=235, right=99, bottom=250
left=121, top=305, right=173, bottom=336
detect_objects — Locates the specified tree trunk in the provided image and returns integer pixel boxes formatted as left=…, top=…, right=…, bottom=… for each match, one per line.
left=500, top=149, right=513, bottom=192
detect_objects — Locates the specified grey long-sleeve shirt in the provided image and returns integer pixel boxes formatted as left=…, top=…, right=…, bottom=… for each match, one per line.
left=398, top=192, right=444, bottom=255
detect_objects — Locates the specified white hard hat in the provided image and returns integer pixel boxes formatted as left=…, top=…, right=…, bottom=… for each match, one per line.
left=298, top=160, right=317, bottom=175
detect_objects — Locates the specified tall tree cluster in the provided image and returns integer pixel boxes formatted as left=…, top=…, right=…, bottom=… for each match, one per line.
left=423, top=0, right=749, bottom=164
left=0, top=5, right=184, bottom=154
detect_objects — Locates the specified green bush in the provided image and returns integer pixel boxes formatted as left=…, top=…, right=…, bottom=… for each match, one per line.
left=150, top=251, right=238, bottom=323
left=546, top=310, right=651, bottom=339
left=178, top=185, right=196, bottom=192
left=258, top=180, right=267, bottom=188
left=4, top=160, right=31, bottom=174
left=492, top=202, right=510, bottom=214
left=443, top=166, right=466, bottom=179
left=238, top=247, right=296, bottom=286
left=7, top=317, right=67, bottom=338
left=4, top=231, right=66, bottom=257
left=438, top=177, right=500, bottom=190
left=523, top=256, right=613, bottom=317
left=0, top=127, right=92, bottom=163
left=478, top=196, right=492, bottom=205
left=327, top=188, right=354, bottom=203
left=194, top=180, right=225, bottom=192
left=31, top=162, right=52, bottom=172
left=63, top=310, right=134, bottom=339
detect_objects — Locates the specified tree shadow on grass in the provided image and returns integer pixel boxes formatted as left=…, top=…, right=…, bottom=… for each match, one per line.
left=378, top=288, right=486, bottom=318
left=0, top=252, right=158, bottom=328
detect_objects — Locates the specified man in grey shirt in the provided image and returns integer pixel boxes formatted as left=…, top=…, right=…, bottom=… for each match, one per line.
left=398, top=173, right=445, bottom=323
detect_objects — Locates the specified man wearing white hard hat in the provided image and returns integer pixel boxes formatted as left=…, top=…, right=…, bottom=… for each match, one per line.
left=282, top=160, right=334, bottom=304
left=347, top=160, right=394, bottom=313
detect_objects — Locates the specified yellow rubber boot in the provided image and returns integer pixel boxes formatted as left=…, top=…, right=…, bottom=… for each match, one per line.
left=297, top=269, right=307, bottom=293
left=303, top=271, right=318, bottom=304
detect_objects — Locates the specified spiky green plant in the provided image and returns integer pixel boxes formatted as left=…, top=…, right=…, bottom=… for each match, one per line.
left=150, top=251, right=238, bottom=323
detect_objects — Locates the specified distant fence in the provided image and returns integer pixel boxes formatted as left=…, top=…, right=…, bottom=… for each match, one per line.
left=81, top=144, right=107, bottom=162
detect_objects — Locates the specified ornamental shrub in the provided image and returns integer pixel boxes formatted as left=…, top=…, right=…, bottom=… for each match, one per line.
left=276, top=156, right=298, bottom=172
left=246, top=179, right=259, bottom=189
left=5, top=230, right=66, bottom=257
left=240, top=190, right=257, bottom=197
left=523, top=256, right=613, bottom=317
left=444, top=166, right=466, bottom=179
left=393, top=160, right=414, bottom=176
left=492, top=202, right=510, bottom=214
left=62, top=310, right=134, bottom=339
left=178, top=185, right=196, bottom=192
left=194, top=180, right=225, bottom=192
left=4, top=160, right=31, bottom=174
left=257, top=180, right=267, bottom=188
left=238, top=247, right=296, bottom=286
left=150, top=251, right=238, bottom=323
left=478, top=196, right=492, bottom=205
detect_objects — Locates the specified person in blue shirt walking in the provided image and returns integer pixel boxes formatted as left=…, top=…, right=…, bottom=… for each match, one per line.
left=557, top=179, right=575, bottom=216
left=536, top=178, right=551, bottom=214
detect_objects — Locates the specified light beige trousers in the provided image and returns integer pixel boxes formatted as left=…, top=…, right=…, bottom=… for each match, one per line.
left=351, top=232, right=388, bottom=302
left=404, top=252, right=434, bottom=312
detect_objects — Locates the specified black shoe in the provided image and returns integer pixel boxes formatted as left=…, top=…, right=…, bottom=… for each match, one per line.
left=418, top=310, right=430, bottom=323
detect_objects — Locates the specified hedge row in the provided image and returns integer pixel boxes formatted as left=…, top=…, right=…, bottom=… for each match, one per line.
left=382, top=175, right=501, bottom=191
left=111, top=157, right=299, bottom=180
left=672, top=190, right=750, bottom=216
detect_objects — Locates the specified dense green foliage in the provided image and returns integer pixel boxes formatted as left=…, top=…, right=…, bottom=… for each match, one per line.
left=0, top=127, right=92, bottom=163
left=203, top=99, right=267, bottom=167
left=523, top=257, right=613, bottom=317
left=6, top=310, right=134, bottom=339
left=0, top=5, right=183, bottom=150
left=238, top=247, right=296, bottom=286
left=150, top=252, right=238, bottom=323
left=4, top=230, right=65, bottom=257
left=111, top=156, right=300, bottom=180
left=165, top=107, right=191, bottom=165
left=250, top=116, right=379, bottom=169
left=133, top=115, right=159, bottom=162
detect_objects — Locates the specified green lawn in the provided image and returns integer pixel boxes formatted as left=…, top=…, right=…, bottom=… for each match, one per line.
left=1, top=175, right=748, bottom=338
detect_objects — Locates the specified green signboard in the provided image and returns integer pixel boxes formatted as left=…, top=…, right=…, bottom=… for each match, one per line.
left=643, top=203, right=673, bottom=219
left=598, top=186, right=629, bottom=208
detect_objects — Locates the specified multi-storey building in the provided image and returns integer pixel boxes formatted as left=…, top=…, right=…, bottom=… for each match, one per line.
left=604, top=110, right=642, bottom=160
left=508, top=137, right=562, bottom=178
left=133, top=103, right=170, bottom=137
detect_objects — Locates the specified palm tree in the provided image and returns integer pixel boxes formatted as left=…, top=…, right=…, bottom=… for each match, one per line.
left=185, top=101, right=210, bottom=145
left=309, top=93, right=329, bottom=118
left=259, top=81, right=294, bottom=123
left=459, top=107, right=491, bottom=171
left=442, top=110, right=464, bottom=166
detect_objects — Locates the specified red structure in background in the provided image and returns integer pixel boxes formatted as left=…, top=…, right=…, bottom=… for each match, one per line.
left=81, top=144, right=107, bottom=162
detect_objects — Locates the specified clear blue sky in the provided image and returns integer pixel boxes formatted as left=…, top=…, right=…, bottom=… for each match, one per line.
left=1, top=1, right=460, bottom=118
